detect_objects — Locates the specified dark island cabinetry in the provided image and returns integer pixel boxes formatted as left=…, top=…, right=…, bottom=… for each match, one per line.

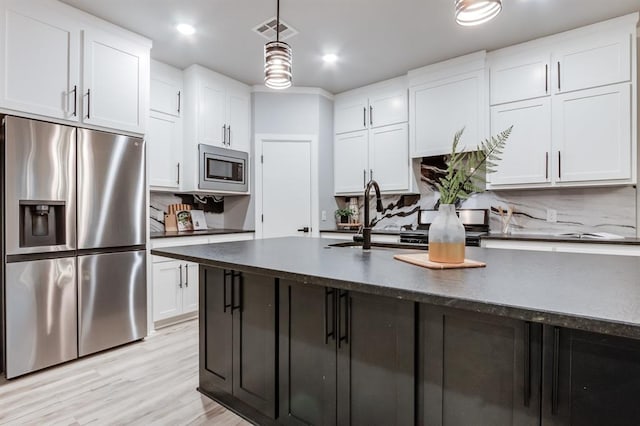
left=278, top=280, right=415, bottom=426
left=420, top=306, right=542, bottom=426
left=199, top=267, right=277, bottom=420
left=542, top=327, right=640, bottom=426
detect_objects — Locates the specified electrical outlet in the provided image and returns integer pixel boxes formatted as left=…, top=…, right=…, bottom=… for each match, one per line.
left=546, top=208, right=557, bottom=223
left=321, top=210, right=327, bottom=221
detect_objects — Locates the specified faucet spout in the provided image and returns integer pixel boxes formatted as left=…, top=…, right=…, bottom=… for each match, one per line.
left=363, top=179, right=382, bottom=250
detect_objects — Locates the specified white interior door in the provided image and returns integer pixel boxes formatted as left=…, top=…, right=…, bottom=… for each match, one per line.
left=261, top=140, right=312, bottom=239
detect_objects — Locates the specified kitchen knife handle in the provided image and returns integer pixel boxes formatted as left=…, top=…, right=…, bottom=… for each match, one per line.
left=72, top=85, right=77, bottom=117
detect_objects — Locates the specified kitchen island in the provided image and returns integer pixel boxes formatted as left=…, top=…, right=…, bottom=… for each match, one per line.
left=152, top=237, right=640, bottom=426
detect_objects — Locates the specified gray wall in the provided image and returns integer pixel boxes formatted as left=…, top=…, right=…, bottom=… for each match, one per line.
left=252, top=91, right=337, bottom=232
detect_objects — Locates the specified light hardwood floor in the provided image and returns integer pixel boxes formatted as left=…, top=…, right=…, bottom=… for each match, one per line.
left=0, top=320, right=251, bottom=425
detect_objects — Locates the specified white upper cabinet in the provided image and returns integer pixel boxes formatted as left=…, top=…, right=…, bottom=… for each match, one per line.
left=488, top=14, right=637, bottom=189
left=0, top=0, right=150, bottom=134
left=334, top=78, right=407, bottom=134
left=83, top=28, right=148, bottom=134
left=490, top=52, right=550, bottom=105
left=553, top=83, right=631, bottom=184
left=335, top=96, right=368, bottom=134
left=148, top=112, right=181, bottom=189
left=554, top=31, right=631, bottom=94
left=334, top=130, right=369, bottom=194
left=0, top=0, right=80, bottom=121
left=226, top=87, right=251, bottom=152
left=333, top=77, right=414, bottom=195
left=369, top=123, right=410, bottom=192
left=150, top=59, right=182, bottom=117
left=198, top=78, right=226, bottom=147
left=409, top=52, right=486, bottom=158
left=489, top=98, right=551, bottom=186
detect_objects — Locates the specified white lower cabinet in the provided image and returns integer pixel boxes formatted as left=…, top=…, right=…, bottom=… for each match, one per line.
left=152, top=259, right=198, bottom=323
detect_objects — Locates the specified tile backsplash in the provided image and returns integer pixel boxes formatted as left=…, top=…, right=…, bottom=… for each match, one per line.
left=150, top=192, right=224, bottom=232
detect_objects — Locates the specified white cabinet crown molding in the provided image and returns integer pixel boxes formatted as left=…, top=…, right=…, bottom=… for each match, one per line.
left=252, top=85, right=335, bottom=100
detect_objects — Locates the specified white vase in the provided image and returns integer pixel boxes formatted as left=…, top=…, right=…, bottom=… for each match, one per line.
left=428, top=204, right=465, bottom=263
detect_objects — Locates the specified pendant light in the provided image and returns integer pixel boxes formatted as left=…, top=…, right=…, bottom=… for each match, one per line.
left=264, top=0, right=292, bottom=89
left=455, top=0, right=502, bottom=26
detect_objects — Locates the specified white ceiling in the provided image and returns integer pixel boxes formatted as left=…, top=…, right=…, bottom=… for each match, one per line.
left=60, top=0, right=640, bottom=94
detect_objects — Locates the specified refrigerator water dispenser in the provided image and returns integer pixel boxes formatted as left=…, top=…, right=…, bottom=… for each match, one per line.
left=19, top=200, right=66, bottom=247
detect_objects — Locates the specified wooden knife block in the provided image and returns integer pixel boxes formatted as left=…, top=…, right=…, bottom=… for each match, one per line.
left=164, top=203, right=191, bottom=232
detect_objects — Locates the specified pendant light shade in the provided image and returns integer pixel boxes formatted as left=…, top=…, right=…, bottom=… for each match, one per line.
left=264, top=0, right=292, bottom=89
left=264, top=41, right=292, bottom=89
left=455, top=0, right=502, bottom=26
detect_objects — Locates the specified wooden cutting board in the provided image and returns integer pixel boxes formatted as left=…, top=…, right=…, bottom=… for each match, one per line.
left=394, top=253, right=486, bottom=270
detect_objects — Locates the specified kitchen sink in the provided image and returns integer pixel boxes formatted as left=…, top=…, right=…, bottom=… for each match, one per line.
left=327, top=241, right=428, bottom=251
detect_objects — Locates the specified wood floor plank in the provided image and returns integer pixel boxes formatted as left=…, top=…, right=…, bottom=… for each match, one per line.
left=0, top=320, right=251, bottom=426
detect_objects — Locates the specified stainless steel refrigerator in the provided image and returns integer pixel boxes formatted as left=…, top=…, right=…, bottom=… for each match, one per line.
left=2, top=115, right=147, bottom=378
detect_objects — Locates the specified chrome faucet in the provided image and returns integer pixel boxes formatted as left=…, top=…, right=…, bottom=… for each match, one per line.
left=363, top=179, right=383, bottom=250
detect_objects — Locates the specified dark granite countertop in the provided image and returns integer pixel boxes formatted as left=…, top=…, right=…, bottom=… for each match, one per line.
left=483, top=233, right=640, bottom=245
left=320, top=229, right=402, bottom=235
left=150, top=229, right=255, bottom=239
left=152, top=237, right=640, bottom=339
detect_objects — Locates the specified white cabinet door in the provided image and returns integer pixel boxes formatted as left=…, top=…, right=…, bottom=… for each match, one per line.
left=150, top=60, right=182, bottom=117
left=334, top=130, right=369, bottom=194
left=554, top=32, right=631, bottom=94
left=0, top=0, right=80, bottom=121
left=198, top=79, right=226, bottom=147
left=182, top=263, right=198, bottom=314
left=335, top=96, right=368, bottom=134
left=490, top=53, right=550, bottom=105
left=152, top=260, right=182, bottom=322
left=370, top=123, right=409, bottom=192
left=83, top=28, right=147, bottom=133
left=489, top=98, right=551, bottom=186
left=553, top=83, right=631, bottom=183
left=410, top=70, right=483, bottom=157
left=148, top=112, right=181, bottom=189
left=369, top=88, right=407, bottom=128
left=226, top=88, right=250, bottom=152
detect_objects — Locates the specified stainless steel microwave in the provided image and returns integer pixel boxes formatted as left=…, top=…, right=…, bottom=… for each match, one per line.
left=199, top=144, right=249, bottom=192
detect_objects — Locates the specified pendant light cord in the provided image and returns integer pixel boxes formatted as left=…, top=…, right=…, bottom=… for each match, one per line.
left=276, top=0, right=280, bottom=42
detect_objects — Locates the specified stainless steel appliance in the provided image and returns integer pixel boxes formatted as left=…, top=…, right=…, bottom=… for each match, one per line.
left=400, top=209, right=490, bottom=247
left=2, top=116, right=147, bottom=378
left=199, top=144, right=248, bottom=192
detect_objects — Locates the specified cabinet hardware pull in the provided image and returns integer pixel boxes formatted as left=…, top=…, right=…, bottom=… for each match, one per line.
left=72, top=85, right=77, bottom=117
left=552, top=327, right=560, bottom=415
left=363, top=169, right=366, bottom=188
left=177, top=91, right=181, bottom=114
left=223, top=270, right=233, bottom=312
left=177, top=163, right=180, bottom=185
left=369, top=105, right=373, bottom=126
left=558, top=151, right=561, bottom=179
left=86, top=89, right=91, bottom=119
left=370, top=169, right=373, bottom=181
left=179, top=264, right=183, bottom=288
left=324, top=288, right=336, bottom=344
left=338, top=290, right=349, bottom=347
left=184, top=264, right=189, bottom=287
left=363, top=107, right=366, bottom=127
left=222, top=125, right=227, bottom=145
left=523, top=322, right=531, bottom=407
left=545, top=152, right=549, bottom=180
left=545, top=65, right=548, bottom=93
left=227, top=125, right=231, bottom=146
left=557, top=62, right=561, bottom=91
left=232, top=271, right=242, bottom=311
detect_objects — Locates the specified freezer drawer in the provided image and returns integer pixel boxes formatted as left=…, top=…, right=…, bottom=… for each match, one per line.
left=77, top=128, right=146, bottom=249
left=78, top=250, right=147, bottom=357
left=5, top=258, right=78, bottom=378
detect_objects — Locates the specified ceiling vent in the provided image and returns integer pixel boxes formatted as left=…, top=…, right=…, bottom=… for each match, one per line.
left=253, top=17, right=298, bottom=41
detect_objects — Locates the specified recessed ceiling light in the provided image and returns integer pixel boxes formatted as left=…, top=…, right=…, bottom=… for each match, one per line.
left=176, top=24, right=196, bottom=35
left=323, top=53, right=338, bottom=64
